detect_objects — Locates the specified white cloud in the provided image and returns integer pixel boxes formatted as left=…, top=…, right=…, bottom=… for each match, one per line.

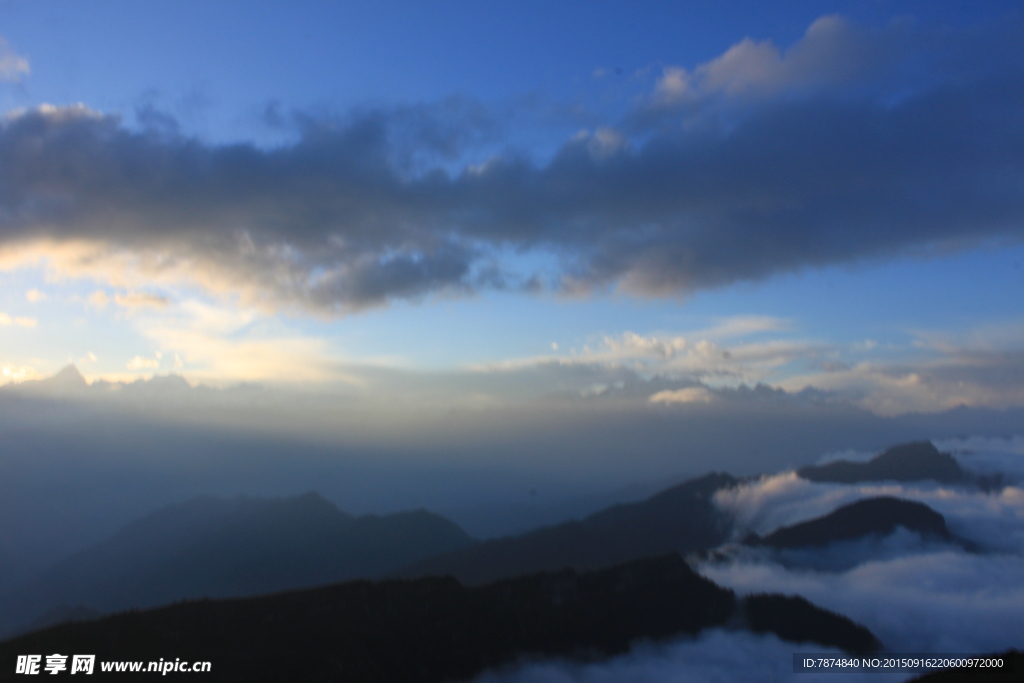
left=782, top=353, right=1024, bottom=415
left=0, top=37, right=29, bottom=82
left=126, top=355, right=160, bottom=371
left=132, top=299, right=361, bottom=385
left=713, top=471, right=856, bottom=537
left=87, top=290, right=109, bottom=310
left=650, top=15, right=890, bottom=106
left=0, top=364, right=42, bottom=384
left=25, top=289, right=47, bottom=303
left=474, top=324, right=820, bottom=391
left=700, top=552, right=1024, bottom=654
left=114, top=291, right=170, bottom=309
left=649, top=386, right=714, bottom=405
left=473, top=629, right=906, bottom=683
left=939, top=435, right=1024, bottom=484
left=0, top=313, right=37, bottom=328
left=700, top=440, right=1024, bottom=654
left=78, top=351, right=98, bottom=366
left=698, top=316, right=792, bottom=339
left=713, top=465, right=1024, bottom=551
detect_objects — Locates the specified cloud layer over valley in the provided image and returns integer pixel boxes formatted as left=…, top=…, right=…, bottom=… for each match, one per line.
left=700, top=438, right=1024, bottom=654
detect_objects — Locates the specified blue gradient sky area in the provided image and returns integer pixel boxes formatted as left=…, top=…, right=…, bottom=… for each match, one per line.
left=0, top=0, right=1021, bottom=418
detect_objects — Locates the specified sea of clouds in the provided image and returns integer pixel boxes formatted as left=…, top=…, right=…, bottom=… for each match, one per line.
left=473, top=630, right=907, bottom=683
left=477, top=437, right=1024, bottom=682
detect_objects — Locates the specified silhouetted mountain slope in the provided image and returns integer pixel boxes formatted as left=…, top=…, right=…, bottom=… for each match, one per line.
left=743, top=594, right=881, bottom=654
left=0, top=493, right=471, bottom=637
left=20, top=606, right=101, bottom=635
left=399, top=472, right=736, bottom=585
left=746, top=497, right=951, bottom=549
left=798, top=441, right=967, bottom=484
left=906, top=650, right=1023, bottom=681
left=0, top=555, right=881, bottom=683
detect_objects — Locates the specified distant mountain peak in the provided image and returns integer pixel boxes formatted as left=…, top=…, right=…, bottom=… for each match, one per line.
left=798, top=441, right=966, bottom=484
left=26, top=364, right=89, bottom=392
left=53, top=364, right=87, bottom=385
left=746, top=496, right=952, bottom=549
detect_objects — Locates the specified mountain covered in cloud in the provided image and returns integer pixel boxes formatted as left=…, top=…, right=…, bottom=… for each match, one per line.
left=0, top=555, right=881, bottom=683
left=0, top=492, right=471, bottom=638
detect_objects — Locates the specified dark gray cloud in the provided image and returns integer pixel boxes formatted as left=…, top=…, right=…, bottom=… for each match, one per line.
left=1, top=18, right=1022, bottom=311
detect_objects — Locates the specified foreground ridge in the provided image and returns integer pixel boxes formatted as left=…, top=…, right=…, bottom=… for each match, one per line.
left=0, top=554, right=879, bottom=682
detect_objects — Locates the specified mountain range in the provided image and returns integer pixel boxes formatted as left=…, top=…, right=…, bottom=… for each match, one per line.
left=2, top=442, right=978, bottom=638
left=0, top=438, right=1008, bottom=681
left=0, top=493, right=471, bottom=637
left=398, top=471, right=736, bottom=585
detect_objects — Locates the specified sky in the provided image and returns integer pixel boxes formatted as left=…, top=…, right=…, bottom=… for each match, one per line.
left=0, top=0, right=1022, bottom=418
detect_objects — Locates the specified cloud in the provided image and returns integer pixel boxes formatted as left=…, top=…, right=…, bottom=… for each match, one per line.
left=24, top=289, right=46, bottom=303
left=0, top=18, right=1020, bottom=312
left=0, top=364, right=42, bottom=384
left=699, top=439, right=1024, bottom=654
left=698, top=316, right=791, bottom=339
left=114, top=291, right=170, bottom=309
left=473, top=629, right=906, bottom=683
left=701, top=551, right=1024, bottom=654
left=475, top=326, right=822, bottom=391
left=126, top=354, right=160, bottom=371
left=648, top=16, right=899, bottom=107
left=939, top=435, right=1024, bottom=484
left=86, top=291, right=109, bottom=310
left=0, top=313, right=37, bottom=327
left=79, top=351, right=98, bottom=366
left=781, top=349, right=1024, bottom=415
left=0, top=38, right=28, bottom=83
left=713, top=459, right=1024, bottom=553
left=130, top=299, right=362, bottom=385
left=649, top=386, right=714, bottom=404
left=458, top=314, right=1024, bottom=414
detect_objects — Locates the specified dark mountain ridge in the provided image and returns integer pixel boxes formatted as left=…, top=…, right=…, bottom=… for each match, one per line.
left=0, top=492, right=472, bottom=638
left=0, top=555, right=880, bottom=683
left=798, top=441, right=967, bottom=484
left=398, top=472, right=736, bottom=585
left=745, top=496, right=953, bottom=549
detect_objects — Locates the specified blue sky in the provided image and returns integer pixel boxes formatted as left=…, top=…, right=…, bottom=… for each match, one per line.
left=0, top=0, right=1022, bottom=417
